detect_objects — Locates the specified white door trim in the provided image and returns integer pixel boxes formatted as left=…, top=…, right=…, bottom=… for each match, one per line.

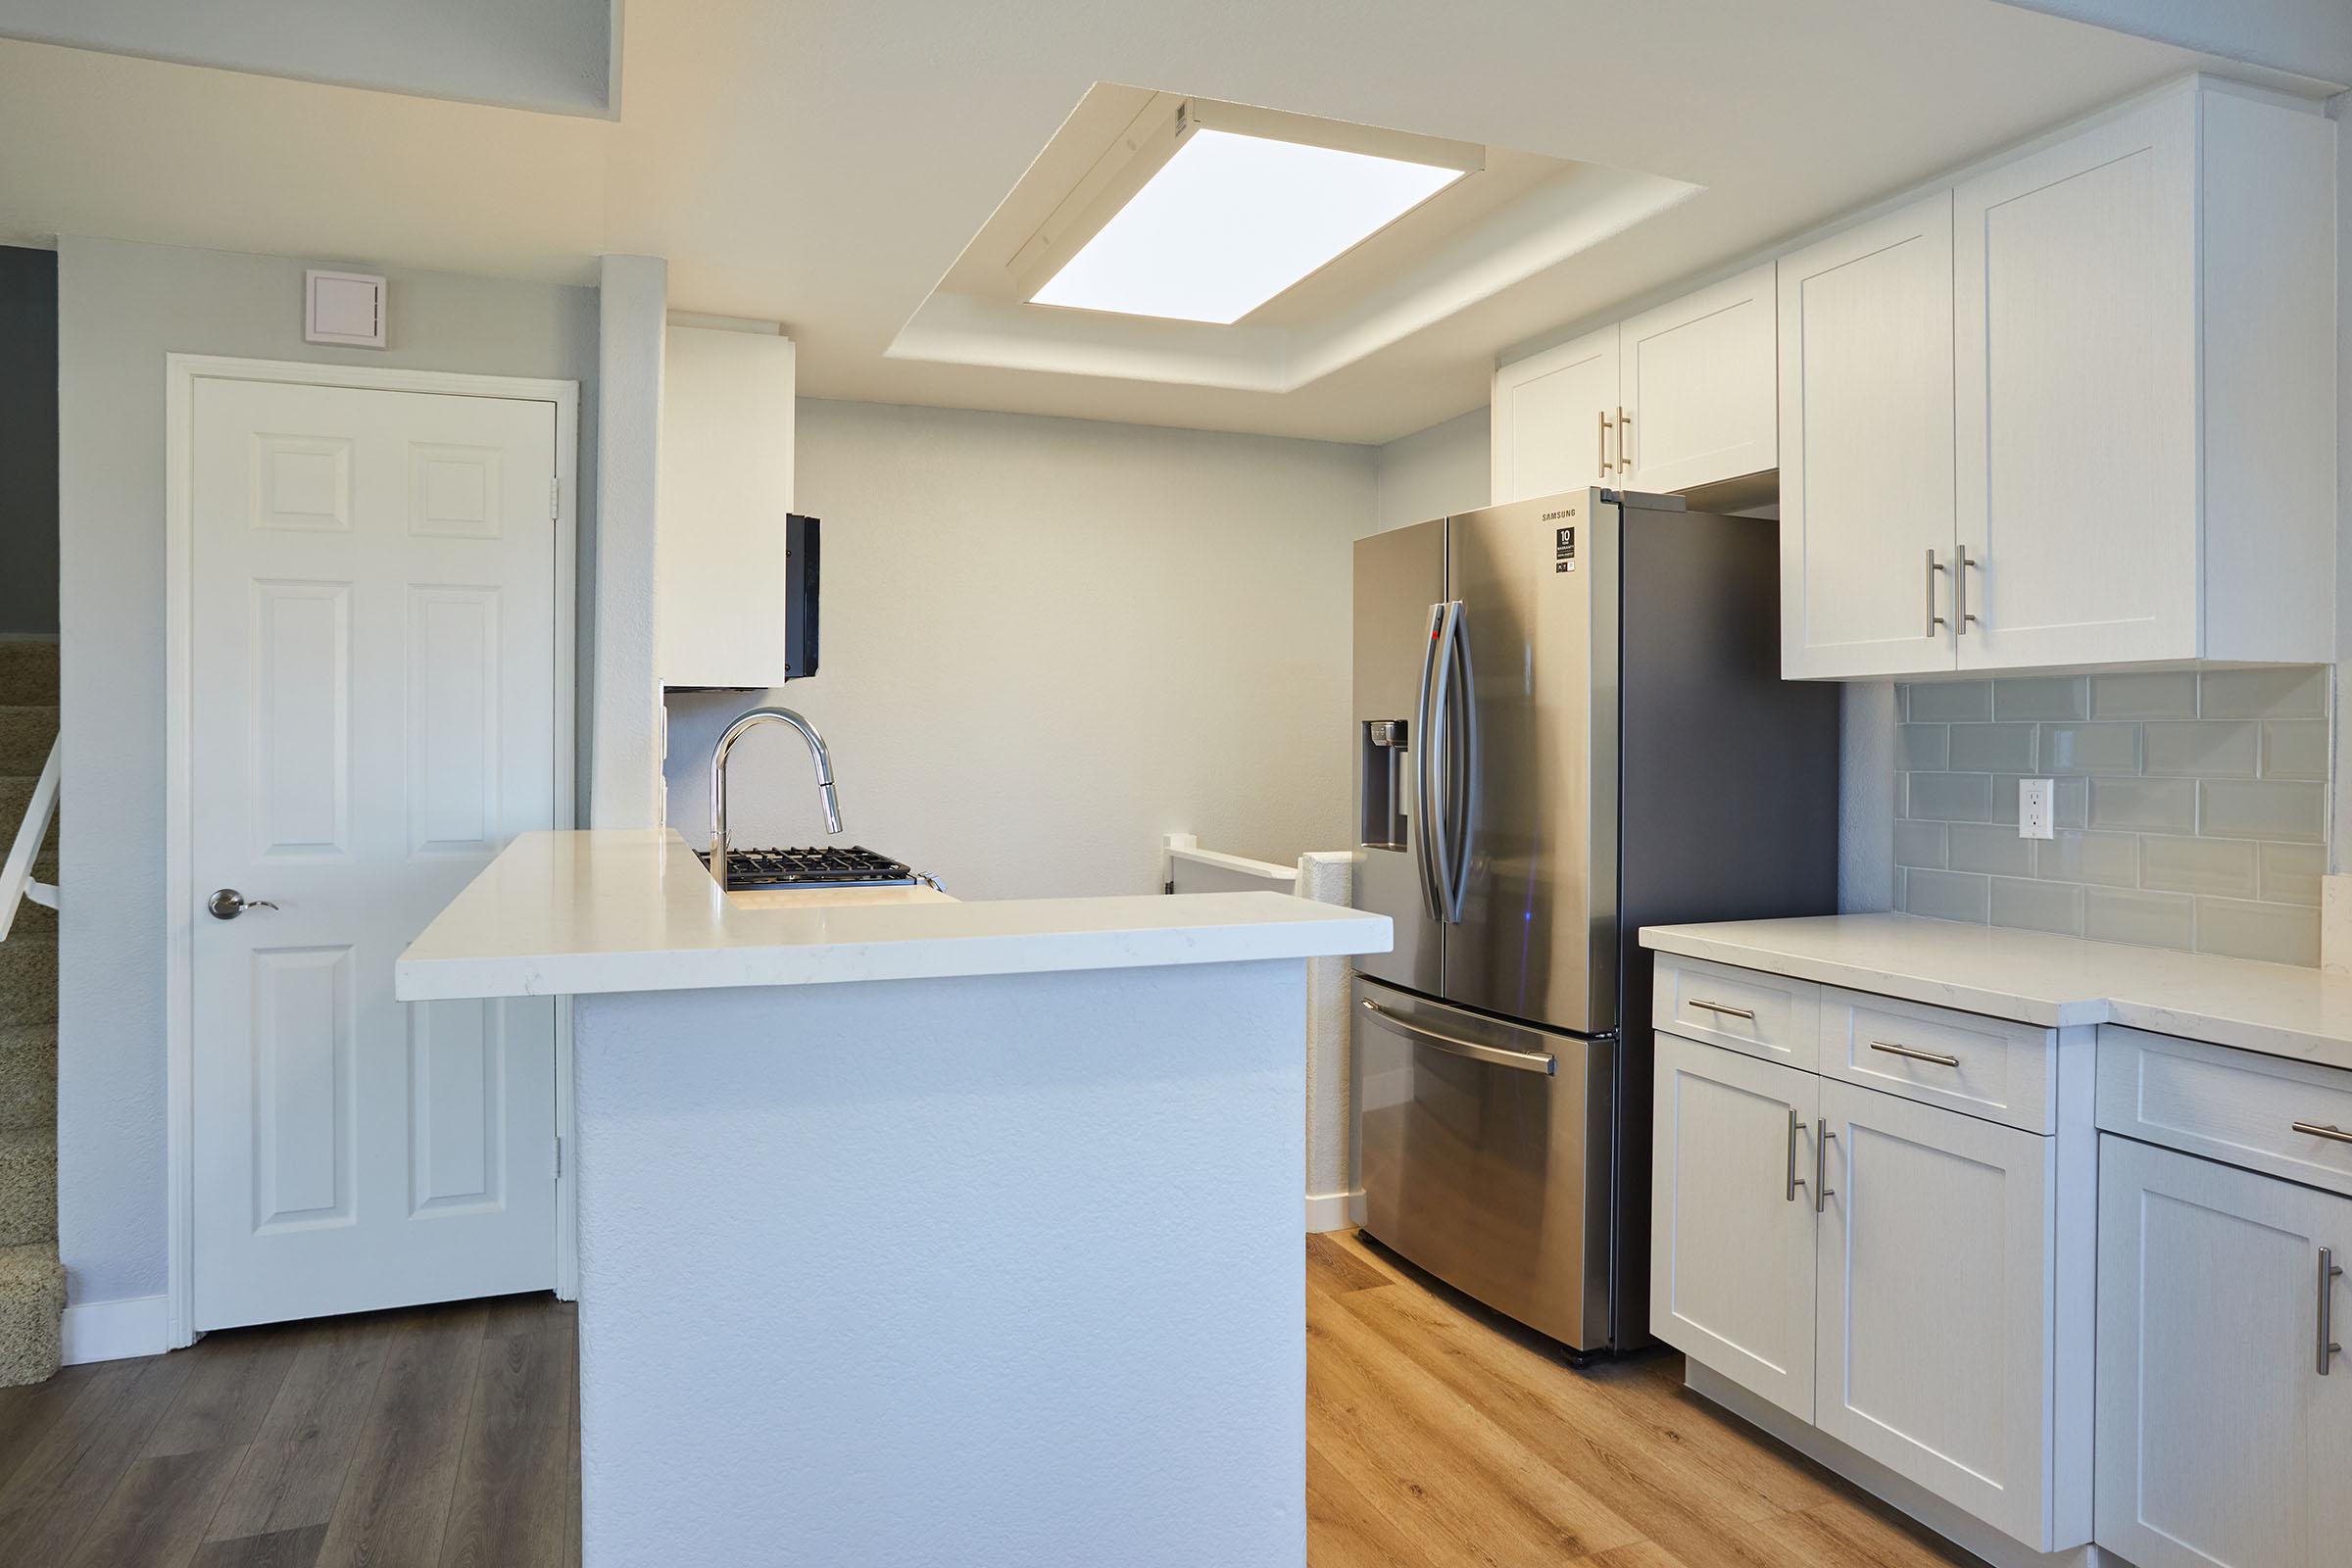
left=163, top=354, right=580, bottom=1349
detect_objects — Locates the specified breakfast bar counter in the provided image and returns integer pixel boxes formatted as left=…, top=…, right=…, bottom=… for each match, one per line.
left=396, top=829, right=1388, bottom=1568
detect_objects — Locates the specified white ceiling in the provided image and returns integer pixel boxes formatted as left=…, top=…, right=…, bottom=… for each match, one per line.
left=0, top=0, right=2333, bottom=444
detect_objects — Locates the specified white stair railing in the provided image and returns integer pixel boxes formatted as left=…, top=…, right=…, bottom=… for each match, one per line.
left=1, top=737, right=59, bottom=943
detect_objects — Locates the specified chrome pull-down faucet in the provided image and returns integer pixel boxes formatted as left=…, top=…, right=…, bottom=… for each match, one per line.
left=709, top=707, right=841, bottom=891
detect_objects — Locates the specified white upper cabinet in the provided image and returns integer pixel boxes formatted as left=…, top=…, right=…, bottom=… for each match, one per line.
left=1492, top=267, right=1778, bottom=506
left=1951, top=84, right=2335, bottom=671
left=1618, top=262, right=1778, bottom=495
left=657, top=321, right=799, bottom=689
left=1490, top=322, right=1616, bottom=504
left=2096, top=1135, right=2352, bottom=1568
left=1777, top=194, right=1957, bottom=680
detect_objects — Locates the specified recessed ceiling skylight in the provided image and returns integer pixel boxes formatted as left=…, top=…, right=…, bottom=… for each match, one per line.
left=1029, top=127, right=1465, bottom=325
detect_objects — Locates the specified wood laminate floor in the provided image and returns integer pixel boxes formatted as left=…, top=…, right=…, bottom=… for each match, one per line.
left=1307, top=1230, right=1983, bottom=1568
left=0, top=1237, right=1981, bottom=1567
left=0, top=1292, right=577, bottom=1568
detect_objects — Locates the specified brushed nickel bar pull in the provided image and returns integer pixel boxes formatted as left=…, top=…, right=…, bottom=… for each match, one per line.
left=1688, top=999, right=1757, bottom=1022
left=1618, top=406, right=1633, bottom=474
left=1925, top=550, right=1948, bottom=638
left=1598, top=410, right=1614, bottom=475
left=2294, top=1121, right=2352, bottom=1146
left=1786, top=1108, right=1806, bottom=1203
left=1957, top=547, right=1981, bottom=633
left=2320, top=1247, right=2342, bottom=1376
left=1871, top=1040, right=1962, bottom=1069
left=1815, top=1120, right=1836, bottom=1214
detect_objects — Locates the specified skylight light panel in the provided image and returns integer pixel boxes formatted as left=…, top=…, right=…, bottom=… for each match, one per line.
left=1029, top=128, right=1463, bottom=324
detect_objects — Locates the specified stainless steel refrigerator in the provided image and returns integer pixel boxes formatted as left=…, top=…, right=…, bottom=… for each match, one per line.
left=1350, top=488, right=1838, bottom=1355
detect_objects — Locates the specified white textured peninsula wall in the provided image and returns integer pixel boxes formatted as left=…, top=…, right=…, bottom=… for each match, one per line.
left=569, top=960, right=1309, bottom=1567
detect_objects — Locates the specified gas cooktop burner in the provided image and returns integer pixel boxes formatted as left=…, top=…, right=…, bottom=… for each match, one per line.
left=699, top=844, right=920, bottom=889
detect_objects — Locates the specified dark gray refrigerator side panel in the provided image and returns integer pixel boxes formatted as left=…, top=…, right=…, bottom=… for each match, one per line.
left=1610, top=504, right=1842, bottom=1349
left=1352, top=519, right=1447, bottom=996
left=1441, top=494, right=1615, bottom=1036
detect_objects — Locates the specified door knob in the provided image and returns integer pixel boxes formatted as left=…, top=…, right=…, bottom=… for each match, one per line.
left=207, top=889, right=279, bottom=920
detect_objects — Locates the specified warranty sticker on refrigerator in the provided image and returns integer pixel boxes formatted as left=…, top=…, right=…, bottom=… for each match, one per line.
left=1554, top=526, right=1577, bottom=572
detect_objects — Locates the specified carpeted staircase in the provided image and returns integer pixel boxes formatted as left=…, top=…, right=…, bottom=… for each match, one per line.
left=0, top=639, right=63, bottom=1386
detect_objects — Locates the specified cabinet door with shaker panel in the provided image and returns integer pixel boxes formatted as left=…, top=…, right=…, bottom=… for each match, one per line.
left=2095, top=1135, right=2352, bottom=1568
left=1490, top=324, right=1617, bottom=505
left=1618, top=262, right=1778, bottom=496
left=1777, top=194, right=1957, bottom=680
left=1651, top=1030, right=1820, bottom=1421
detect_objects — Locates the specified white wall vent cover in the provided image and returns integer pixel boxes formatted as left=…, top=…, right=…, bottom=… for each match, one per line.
left=305, top=270, right=387, bottom=349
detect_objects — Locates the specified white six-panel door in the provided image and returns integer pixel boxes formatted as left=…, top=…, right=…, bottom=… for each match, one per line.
left=1651, top=1031, right=1820, bottom=1421
left=189, top=374, right=562, bottom=1332
left=1814, top=1079, right=2055, bottom=1547
left=2096, top=1135, right=2352, bottom=1568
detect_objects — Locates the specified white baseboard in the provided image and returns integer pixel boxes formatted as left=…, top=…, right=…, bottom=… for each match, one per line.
left=1683, top=1362, right=2115, bottom=1568
left=1305, top=1190, right=1360, bottom=1234
left=63, top=1295, right=172, bottom=1365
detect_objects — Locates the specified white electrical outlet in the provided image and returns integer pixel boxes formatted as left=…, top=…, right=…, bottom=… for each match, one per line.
left=2019, top=778, right=2056, bottom=840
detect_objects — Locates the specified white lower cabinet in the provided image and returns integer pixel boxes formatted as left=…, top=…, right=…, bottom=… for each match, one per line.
left=1651, top=1031, right=1819, bottom=1420
left=2095, top=1134, right=2352, bottom=1568
left=1815, top=1080, right=2057, bottom=1547
left=1652, top=1004, right=2089, bottom=1556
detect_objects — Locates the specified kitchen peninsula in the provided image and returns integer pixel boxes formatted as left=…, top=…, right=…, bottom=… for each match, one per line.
left=396, top=828, right=1389, bottom=1568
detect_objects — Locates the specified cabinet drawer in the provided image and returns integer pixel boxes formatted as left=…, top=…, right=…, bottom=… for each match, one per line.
left=1819, top=989, right=2056, bottom=1133
left=2097, top=1026, right=2352, bottom=1200
left=1652, top=956, right=1819, bottom=1070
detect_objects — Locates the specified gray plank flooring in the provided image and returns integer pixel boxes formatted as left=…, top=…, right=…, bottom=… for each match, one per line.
left=0, top=1294, right=576, bottom=1568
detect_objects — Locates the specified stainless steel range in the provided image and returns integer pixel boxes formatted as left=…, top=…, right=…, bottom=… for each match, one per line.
left=695, top=845, right=925, bottom=889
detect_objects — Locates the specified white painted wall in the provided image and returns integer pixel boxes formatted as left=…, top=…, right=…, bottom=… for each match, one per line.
left=661, top=399, right=1378, bottom=894
left=52, top=236, right=598, bottom=1311
left=1371, top=405, right=1490, bottom=529
left=590, top=255, right=664, bottom=829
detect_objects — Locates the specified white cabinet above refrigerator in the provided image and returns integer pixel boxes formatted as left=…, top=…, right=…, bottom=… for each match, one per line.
left=658, top=319, right=801, bottom=689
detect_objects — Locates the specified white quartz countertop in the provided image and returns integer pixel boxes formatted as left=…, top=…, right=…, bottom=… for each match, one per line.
left=395, top=830, right=1391, bottom=1001
left=1642, top=913, right=2352, bottom=1070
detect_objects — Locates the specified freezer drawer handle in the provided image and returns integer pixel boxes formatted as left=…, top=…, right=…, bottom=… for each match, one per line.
left=1687, top=999, right=1756, bottom=1022
left=1359, top=999, right=1555, bottom=1076
left=1869, top=1040, right=1962, bottom=1069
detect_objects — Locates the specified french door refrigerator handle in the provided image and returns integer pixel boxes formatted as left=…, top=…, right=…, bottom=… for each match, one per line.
left=1440, top=602, right=1475, bottom=922
left=1359, top=999, right=1556, bottom=1075
left=1413, top=602, right=1448, bottom=921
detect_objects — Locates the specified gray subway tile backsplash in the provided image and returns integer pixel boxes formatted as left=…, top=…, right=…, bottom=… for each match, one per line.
left=1903, top=868, right=1991, bottom=923
left=2262, top=720, right=2328, bottom=782
left=1895, top=664, right=2329, bottom=966
left=1992, top=676, right=2088, bottom=721
left=1894, top=820, right=1949, bottom=870
left=2196, top=898, right=2322, bottom=966
left=1945, top=723, right=2036, bottom=773
left=2087, top=776, right=2198, bottom=834
left=2142, top=721, right=2255, bottom=778
left=1906, top=772, right=1994, bottom=822
left=1898, top=724, right=1949, bottom=771
left=2199, top=779, right=2327, bottom=844
left=1948, top=822, right=2035, bottom=877
left=2042, top=722, right=2141, bottom=776
left=2089, top=671, right=2199, bottom=720
left=1907, top=681, right=1994, bottom=722
left=2200, top=667, right=2328, bottom=719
